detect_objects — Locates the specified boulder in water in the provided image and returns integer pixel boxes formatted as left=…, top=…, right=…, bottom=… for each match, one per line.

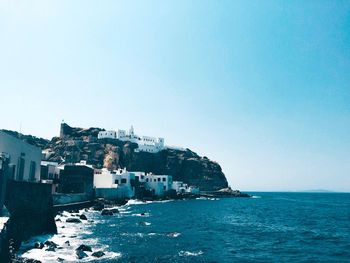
left=76, top=244, right=92, bottom=252
left=110, top=208, right=119, bottom=214
left=24, top=259, right=42, bottom=263
left=76, top=249, right=88, bottom=259
left=45, top=246, right=56, bottom=252
left=44, top=241, right=58, bottom=248
left=66, top=218, right=82, bottom=223
left=34, top=242, right=44, bottom=249
left=79, top=214, right=88, bottom=220
left=92, top=251, right=105, bottom=258
left=101, top=209, right=113, bottom=216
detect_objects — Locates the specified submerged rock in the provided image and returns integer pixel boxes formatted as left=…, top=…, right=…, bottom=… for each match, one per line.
left=110, top=208, right=119, bottom=214
left=76, top=250, right=88, bottom=259
left=76, top=244, right=92, bottom=252
left=101, top=209, right=113, bottom=216
left=66, top=218, right=82, bottom=223
left=92, top=251, right=105, bottom=258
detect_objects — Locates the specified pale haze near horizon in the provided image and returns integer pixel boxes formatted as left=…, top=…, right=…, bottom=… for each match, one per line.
left=0, top=1, right=349, bottom=192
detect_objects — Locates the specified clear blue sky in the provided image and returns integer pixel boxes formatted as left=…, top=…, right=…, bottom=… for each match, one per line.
left=1, top=0, right=349, bottom=191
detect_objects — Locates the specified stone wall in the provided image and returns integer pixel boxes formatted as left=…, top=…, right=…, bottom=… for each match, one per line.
left=53, top=193, right=91, bottom=205
left=5, top=180, right=57, bottom=249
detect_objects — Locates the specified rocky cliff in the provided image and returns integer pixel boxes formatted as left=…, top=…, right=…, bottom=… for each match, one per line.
left=4, top=124, right=229, bottom=191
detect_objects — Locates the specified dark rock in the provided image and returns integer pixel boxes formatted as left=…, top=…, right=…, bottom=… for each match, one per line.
left=101, top=209, right=113, bottom=216
left=44, top=241, right=58, bottom=248
left=76, top=249, right=88, bottom=259
left=65, top=240, right=70, bottom=246
left=110, top=208, right=119, bottom=214
left=76, top=244, right=92, bottom=252
left=55, top=218, right=62, bottom=222
left=57, top=258, right=64, bottom=262
left=34, top=242, right=44, bottom=249
left=92, top=200, right=105, bottom=211
left=66, top=218, right=82, bottom=223
left=79, top=214, right=88, bottom=220
left=92, top=251, right=105, bottom=258
left=24, top=259, right=42, bottom=263
left=46, top=246, right=56, bottom=252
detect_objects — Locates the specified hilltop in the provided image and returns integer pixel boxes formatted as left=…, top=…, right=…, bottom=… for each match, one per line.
left=2, top=123, right=229, bottom=191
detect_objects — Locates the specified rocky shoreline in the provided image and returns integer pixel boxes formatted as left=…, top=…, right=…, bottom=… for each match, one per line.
left=12, top=193, right=250, bottom=263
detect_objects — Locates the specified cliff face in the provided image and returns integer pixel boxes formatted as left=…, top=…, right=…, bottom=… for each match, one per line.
left=5, top=124, right=229, bottom=191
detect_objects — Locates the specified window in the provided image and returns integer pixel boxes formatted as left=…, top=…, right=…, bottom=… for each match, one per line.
left=121, top=178, right=127, bottom=184
left=17, top=157, right=25, bottom=181
left=157, top=178, right=160, bottom=182
left=146, top=178, right=148, bottom=182
left=29, top=161, right=36, bottom=181
left=115, top=179, right=119, bottom=184
left=162, top=177, right=166, bottom=182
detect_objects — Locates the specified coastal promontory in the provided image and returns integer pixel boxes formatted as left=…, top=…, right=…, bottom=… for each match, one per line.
left=3, top=123, right=229, bottom=191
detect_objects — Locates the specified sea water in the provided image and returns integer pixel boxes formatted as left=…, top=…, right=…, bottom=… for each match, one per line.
left=18, top=192, right=350, bottom=262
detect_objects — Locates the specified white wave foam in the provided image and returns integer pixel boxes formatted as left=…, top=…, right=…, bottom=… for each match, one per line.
left=132, top=212, right=150, bottom=217
left=196, top=197, right=219, bottom=201
left=18, top=210, right=121, bottom=263
left=125, top=200, right=147, bottom=205
left=179, top=250, right=203, bottom=257
left=166, top=232, right=181, bottom=237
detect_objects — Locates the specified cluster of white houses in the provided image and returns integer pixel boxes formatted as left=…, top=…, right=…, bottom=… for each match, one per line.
left=0, top=129, right=199, bottom=211
left=93, top=168, right=199, bottom=200
left=98, top=126, right=165, bottom=153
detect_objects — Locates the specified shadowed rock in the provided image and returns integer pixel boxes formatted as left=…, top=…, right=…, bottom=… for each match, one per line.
left=76, top=244, right=92, bottom=252
left=66, top=218, right=82, bottom=223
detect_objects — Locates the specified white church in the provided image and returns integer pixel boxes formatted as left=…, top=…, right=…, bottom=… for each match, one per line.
left=97, top=126, right=165, bottom=153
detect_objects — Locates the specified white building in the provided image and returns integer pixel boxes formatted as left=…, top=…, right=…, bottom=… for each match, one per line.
left=0, top=131, right=41, bottom=182
left=134, top=172, right=173, bottom=196
left=98, top=126, right=165, bottom=153
left=97, top=131, right=116, bottom=140
left=40, top=161, right=60, bottom=193
left=94, top=168, right=136, bottom=199
left=172, top=181, right=200, bottom=195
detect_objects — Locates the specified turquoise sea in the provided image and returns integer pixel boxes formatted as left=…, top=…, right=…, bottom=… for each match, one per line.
left=19, top=192, right=350, bottom=262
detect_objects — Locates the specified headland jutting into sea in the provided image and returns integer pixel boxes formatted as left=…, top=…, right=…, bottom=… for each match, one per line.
left=0, top=123, right=249, bottom=262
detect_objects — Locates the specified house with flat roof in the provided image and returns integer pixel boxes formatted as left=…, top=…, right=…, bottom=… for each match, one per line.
left=0, top=131, right=41, bottom=182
